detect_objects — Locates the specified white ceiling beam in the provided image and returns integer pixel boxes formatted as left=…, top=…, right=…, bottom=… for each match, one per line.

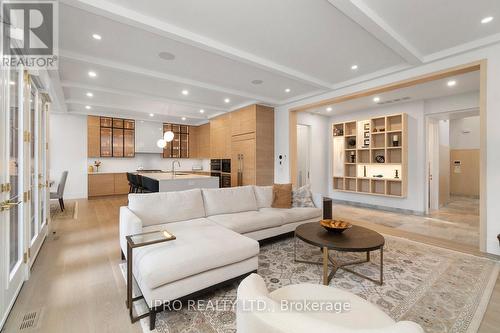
left=66, top=99, right=209, bottom=120
left=60, top=0, right=331, bottom=89
left=327, top=0, right=423, bottom=65
left=60, top=49, right=281, bottom=105
left=61, top=81, right=228, bottom=112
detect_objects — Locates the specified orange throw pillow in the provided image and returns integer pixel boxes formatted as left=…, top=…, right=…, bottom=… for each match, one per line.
left=272, top=183, right=293, bottom=208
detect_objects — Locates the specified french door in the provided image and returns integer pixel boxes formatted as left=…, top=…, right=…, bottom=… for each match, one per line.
left=0, top=69, right=49, bottom=327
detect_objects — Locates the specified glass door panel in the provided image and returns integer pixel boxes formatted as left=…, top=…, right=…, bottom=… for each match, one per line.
left=29, top=88, right=37, bottom=243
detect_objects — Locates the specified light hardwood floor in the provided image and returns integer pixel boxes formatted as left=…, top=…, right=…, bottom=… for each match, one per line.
left=3, top=196, right=499, bottom=332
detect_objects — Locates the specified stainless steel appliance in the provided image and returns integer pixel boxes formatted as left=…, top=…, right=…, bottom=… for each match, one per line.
left=210, top=159, right=221, bottom=171
left=211, top=158, right=231, bottom=188
left=221, top=159, right=231, bottom=173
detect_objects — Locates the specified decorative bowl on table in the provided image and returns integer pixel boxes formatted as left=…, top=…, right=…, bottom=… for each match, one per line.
left=320, top=219, right=352, bottom=234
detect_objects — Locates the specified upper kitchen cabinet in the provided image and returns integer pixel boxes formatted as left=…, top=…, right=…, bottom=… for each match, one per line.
left=189, top=123, right=210, bottom=159
left=163, top=123, right=190, bottom=158
left=210, top=113, right=231, bottom=159
left=87, top=116, right=100, bottom=158
left=87, top=115, right=135, bottom=158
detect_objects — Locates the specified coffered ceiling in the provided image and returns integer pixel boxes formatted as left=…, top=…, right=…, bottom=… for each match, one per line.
left=56, top=0, right=500, bottom=124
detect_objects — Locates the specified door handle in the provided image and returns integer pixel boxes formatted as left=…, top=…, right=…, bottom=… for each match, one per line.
left=0, top=200, right=21, bottom=212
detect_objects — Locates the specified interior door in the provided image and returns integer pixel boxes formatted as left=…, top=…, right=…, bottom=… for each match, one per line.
left=0, top=68, right=27, bottom=327
left=296, top=124, right=311, bottom=187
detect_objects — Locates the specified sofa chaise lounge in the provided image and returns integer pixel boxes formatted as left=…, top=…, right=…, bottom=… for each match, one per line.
left=119, top=185, right=323, bottom=329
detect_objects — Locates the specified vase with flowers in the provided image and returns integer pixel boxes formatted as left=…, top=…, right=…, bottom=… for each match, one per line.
left=94, top=160, right=102, bottom=173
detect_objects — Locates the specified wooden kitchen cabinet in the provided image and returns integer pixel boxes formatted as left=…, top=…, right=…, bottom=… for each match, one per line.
left=163, top=123, right=189, bottom=158
left=197, top=123, right=210, bottom=158
left=88, top=173, right=129, bottom=197
left=112, top=128, right=124, bottom=157
left=100, top=127, right=112, bottom=157
left=210, top=114, right=231, bottom=158
left=231, top=104, right=274, bottom=186
left=87, top=116, right=100, bottom=157
left=88, top=116, right=135, bottom=158
left=231, top=135, right=256, bottom=186
left=88, top=174, right=115, bottom=196
left=124, top=129, right=135, bottom=157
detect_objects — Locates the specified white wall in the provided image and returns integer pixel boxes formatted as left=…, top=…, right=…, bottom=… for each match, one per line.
left=274, top=43, right=500, bottom=255
left=50, top=113, right=210, bottom=199
left=450, top=116, right=480, bottom=149
left=49, top=113, right=88, bottom=199
left=296, top=112, right=329, bottom=194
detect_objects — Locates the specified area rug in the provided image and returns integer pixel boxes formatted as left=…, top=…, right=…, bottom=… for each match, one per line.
left=120, top=235, right=499, bottom=333
left=50, top=201, right=78, bottom=220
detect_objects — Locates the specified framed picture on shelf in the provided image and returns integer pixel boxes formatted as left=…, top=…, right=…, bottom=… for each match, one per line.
left=364, top=132, right=370, bottom=138
left=364, top=123, right=370, bottom=131
left=364, top=139, right=370, bottom=146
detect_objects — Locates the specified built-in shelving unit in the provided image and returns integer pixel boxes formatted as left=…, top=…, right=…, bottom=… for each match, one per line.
left=332, top=113, right=407, bottom=197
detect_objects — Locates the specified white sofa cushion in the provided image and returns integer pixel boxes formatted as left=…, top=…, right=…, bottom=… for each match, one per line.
left=260, top=207, right=322, bottom=224
left=202, top=186, right=258, bottom=216
left=253, top=186, right=273, bottom=208
left=135, top=219, right=259, bottom=290
left=207, top=210, right=284, bottom=234
left=128, top=189, right=206, bottom=227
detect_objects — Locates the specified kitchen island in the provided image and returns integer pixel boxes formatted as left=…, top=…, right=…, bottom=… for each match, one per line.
left=138, top=172, right=219, bottom=192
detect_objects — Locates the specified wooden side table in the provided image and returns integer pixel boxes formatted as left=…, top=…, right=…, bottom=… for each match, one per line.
left=125, top=230, right=176, bottom=324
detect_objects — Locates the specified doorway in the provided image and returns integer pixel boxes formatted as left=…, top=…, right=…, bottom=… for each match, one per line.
left=426, top=110, right=480, bottom=248
left=296, top=124, right=311, bottom=187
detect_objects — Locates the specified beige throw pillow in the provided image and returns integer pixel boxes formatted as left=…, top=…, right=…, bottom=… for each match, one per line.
left=271, top=183, right=292, bottom=209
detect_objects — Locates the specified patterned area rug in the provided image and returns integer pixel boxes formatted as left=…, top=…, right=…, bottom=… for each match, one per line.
left=50, top=201, right=78, bottom=220
left=122, top=235, right=498, bottom=333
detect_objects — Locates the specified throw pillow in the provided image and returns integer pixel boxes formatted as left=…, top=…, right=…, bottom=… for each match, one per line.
left=272, top=183, right=292, bottom=209
left=292, top=184, right=315, bottom=208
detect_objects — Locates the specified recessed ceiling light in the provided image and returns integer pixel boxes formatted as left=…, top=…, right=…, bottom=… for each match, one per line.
left=92, top=33, right=102, bottom=40
left=251, top=79, right=263, bottom=85
left=158, top=51, right=176, bottom=61
left=86, top=92, right=93, bottom=97
left=481, top=16, right=494, bottom=24
left=447, top=80, right=457, bottom=87
left=351, top=65, right=358, bottom=70
left=326, top=107, right=332, bottom=112
left=373, top=97, right=380, bottom=103
left=9, top=81, right=15, bottom=85
left=149, top=113, right=154, bottom=117
left=224, top=98, right=230, bottom=103
left=88, top=71, right=97, bottom=78
left=181, top=117, right=186, bottom=121
left=199, top=109, right=205, bottom=114
left=85, top=105, right=92, bottom=110
left=285, top=88, right=291, bottom=93
left=182, top=89, right=189, bottom=95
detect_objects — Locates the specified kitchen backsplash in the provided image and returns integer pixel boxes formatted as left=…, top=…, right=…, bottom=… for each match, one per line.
left=88, top=154, right=210, bottom=173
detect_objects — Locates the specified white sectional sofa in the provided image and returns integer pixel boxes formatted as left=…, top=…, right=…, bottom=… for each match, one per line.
left=119, top=185, right=323, bottom=330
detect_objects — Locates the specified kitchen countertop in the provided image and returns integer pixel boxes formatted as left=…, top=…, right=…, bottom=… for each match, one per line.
left=88, top=170, right=208, bottom=175
left=138, top=172, right=215, bottom=181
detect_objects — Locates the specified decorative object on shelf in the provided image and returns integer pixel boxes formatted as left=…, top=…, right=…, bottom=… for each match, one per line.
left=373, top=128, right=378, bottom=132
left=88, top=165, right=94, bottom=173
left=392, top=134, right=400, bottom=147
left=375, top=155, right=385, bottom=163
left=364, top=132, right=370, bottom=138
left=395, top=169, right=399, bottom=179
left=156, top=130, right=175, bottom=148
left=363, top=165, right=367, bottom=177
left=363, top=139, right=370, bottom=147
left=348, top=138, right=356, bottom=148
left=320, top=219, right=352, bottom=234
left=379, top=127, right=385, bottom=132
left=94, top=160, right=101, bottom=172
left=373, top=174, right=383, bottom=178
left=333, top=127, right=343, bottom=136
left=350, top=151, right=356, bottom=163
left=364, top=123, right=370, bottom=131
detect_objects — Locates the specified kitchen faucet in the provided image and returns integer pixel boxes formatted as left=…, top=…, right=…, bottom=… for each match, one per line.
left=171, top=160, right=181, bottom=178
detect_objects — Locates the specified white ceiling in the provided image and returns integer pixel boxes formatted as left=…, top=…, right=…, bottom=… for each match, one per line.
left=56, top=0, right=500, bottom=123
left=308, top=71, right=479, bottom=115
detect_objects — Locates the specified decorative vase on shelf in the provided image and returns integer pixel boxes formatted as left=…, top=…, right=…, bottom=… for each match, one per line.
left=392, top=134, right=400, bottom=147
left=395, top=170, right=399, bottom=179
left=350, top=152, right=356, bottom=163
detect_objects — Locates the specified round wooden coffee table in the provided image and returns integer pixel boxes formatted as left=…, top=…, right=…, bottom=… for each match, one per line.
left=294, top=222, right=385, bottom=286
